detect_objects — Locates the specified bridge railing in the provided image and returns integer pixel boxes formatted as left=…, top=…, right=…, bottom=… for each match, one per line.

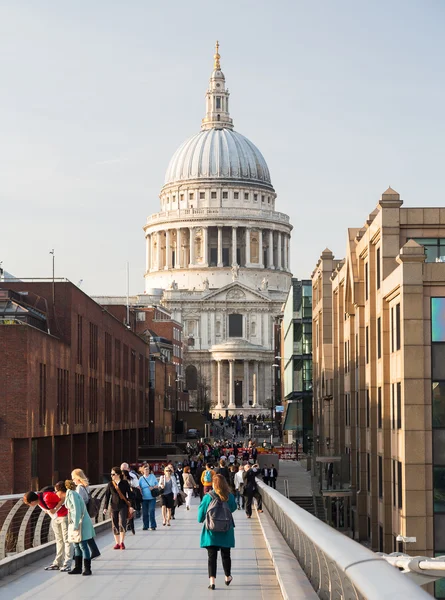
left=257, top=480, right=431, bottom=600
left=0, top=485, right=109, bottom=561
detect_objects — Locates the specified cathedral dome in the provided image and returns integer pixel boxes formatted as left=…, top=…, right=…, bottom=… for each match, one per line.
left=164, top=128, right=272, bottom=188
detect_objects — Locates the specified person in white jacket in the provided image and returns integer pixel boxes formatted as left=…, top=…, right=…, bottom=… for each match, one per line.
left=159, top=467, right=179, bottom=526
left=233, top=465, right=245, bottom=509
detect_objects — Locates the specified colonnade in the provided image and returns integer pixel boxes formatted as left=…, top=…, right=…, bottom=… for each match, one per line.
left=145, top=225, right=291, bottom=273
left=213, top=358, right=268, bottom=410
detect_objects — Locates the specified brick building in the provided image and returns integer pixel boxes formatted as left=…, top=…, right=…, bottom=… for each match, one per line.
left=0, top=281, right=151, bottom=494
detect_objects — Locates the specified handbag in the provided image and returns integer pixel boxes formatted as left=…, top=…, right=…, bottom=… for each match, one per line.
left=113, top=481, right=134, bottom=520
left=142, top=476, right=161, bottom=498
left=67, top=500, right=85, bottom=543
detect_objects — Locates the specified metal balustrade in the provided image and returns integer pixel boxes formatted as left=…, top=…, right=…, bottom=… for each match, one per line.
left=0, top=485, right=108, bottom=561
left=257, top=480, right=431, bottom=599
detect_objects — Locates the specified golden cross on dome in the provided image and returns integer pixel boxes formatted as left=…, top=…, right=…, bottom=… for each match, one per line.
left=214, top=40, right=221, bottom=70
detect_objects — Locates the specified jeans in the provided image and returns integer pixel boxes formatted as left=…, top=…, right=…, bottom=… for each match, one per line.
left=235, top=490, right=243, bottom=508
left=51, top=516, right=71, bottom=568
left=206, top=546, right=231, bottom=578
left=142, top=499, right=157, bottom=529
left=74, top=540, right=91, bottom=560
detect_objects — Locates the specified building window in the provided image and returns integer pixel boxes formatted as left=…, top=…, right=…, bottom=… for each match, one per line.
left=180, top=194, right=184, bottom=201
left=211, top=191, right=217, bottom=199
left=222, top=191, right=228, bottom=199
left=377, top=317, right=381, bottom=359
left=216, top=97, right=221, bottom=109
left=234, top=192, right=239, bottom=199
left=397, top=461, right=403, bottom=509
left=131, top=349, right=136, bottom=382
left=397, top=382, right=402, bottom=429
left=378, top=386, right=382, bottom=429
left=268, top=197, right=270, bottom=203
left=200, top=191, right=205, bottom=199
left=378, top=455, right=383, bottom=498
left=57, top=368, right=69, bottom=425
left=39, top=363, right=47, bottom=426
left=75, top=373, right=85, bottom=424
left=89, top=377, right=98, bottom=424
left=365, top=326, right=369, bottom=364
left=77, top=315, right=83, bottom=366
left=261, top=195, right=265, bottom=202
left=189, top=193, right=193, bottom=200
left=254, top=194, right=258, bottom=202
left=365, top=262, right=369, bottom=301
left=366, top=389, right=370, bottom=428
left=392, top=460, right=396, bottom=507
left=391, top=303, right=401, bottom=351
left=105, top=381, right=112, bottom=423
left=376, top=247, right=381, bottom=289
left=244, top=192, right=249, bottom=200
left=115, top=340, right=121, bottom=378
left=228, top=314, right=243, bottom=337
left=89, top=323, right=98, bottom=370
left=411, top=237, right=445, bottom=262
left=105, top=332, right=112, bottom=376
left=115, top=384, right=121, bottom=423
left=123, top=344, right=129, bottom=380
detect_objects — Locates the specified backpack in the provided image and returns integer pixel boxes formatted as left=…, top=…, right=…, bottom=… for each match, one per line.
left=87, top=492, right=101, bottom=519
left=205, top=492, right=234, bottom=533
left=204, top=470, right=212, bottom=484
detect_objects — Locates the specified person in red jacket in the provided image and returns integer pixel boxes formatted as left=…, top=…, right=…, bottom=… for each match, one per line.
left=23, top=488, right=71, bottom=571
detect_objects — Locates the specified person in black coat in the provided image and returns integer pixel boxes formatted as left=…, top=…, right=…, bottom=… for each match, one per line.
left=269, top=464, right=278, bottom=489
left=104, top=467, right=134, bottom=550
left=243, top=464, right=263, bottom=518
left=215, top=459, right=231, bottom=484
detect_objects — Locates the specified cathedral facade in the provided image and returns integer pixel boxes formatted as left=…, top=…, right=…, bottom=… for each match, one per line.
left=143, top=44, right=292, bottom=414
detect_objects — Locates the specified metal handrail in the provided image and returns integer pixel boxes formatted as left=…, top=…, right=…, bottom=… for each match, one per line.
left=257, top=481, right=430, bottom=599
left=0, top=484, right=109, bottom=561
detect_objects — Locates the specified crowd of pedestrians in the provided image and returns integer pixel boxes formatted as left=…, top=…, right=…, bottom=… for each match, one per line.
left=21, top=425, right=275, bottom=588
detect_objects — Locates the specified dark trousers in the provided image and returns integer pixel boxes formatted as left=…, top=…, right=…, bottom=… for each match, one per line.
left=206, top=546, right=231, bottom=578
left=263, top=477, right=270, bottom=486
left=270, top=478, right=277, bottom=489
left=245, top=490, right=262, bottom=517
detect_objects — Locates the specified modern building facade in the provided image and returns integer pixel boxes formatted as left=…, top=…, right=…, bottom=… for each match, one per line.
left=143, top=43, right=292, bottom=414
left=311, top=186, right=445, bottom=565
left=0, top=281, right=152, bottom=494
left=281, top=279, right=313, bottom=453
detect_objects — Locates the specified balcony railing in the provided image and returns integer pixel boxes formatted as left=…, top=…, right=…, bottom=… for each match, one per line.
left=0, top=485, right=109, bottom=561
left=146, top=207, right=290, bottom=225
left=257, top=480, right=430, bottom=599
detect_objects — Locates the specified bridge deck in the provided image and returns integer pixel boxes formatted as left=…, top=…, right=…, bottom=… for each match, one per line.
left=0, top=496, right=283, bottom=600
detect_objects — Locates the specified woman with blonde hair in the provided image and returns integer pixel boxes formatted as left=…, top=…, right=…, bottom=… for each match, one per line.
left=159, top=466, right=178, bottom=526
left=55, top=480, right=96, bottom=576
left=198, top=474, right=237, bottom=590
left=71, top=469, right=100, bottom=559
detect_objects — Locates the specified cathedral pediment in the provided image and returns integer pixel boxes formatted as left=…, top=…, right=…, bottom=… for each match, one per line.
left=202, top=282, right=270, bottom=303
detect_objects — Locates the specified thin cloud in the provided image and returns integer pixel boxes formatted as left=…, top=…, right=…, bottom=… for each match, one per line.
left=95, top=157, right=129, bottom=166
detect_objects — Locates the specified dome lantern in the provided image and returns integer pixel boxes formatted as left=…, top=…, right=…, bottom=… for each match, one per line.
left=201, top=41, right=233, bottom=131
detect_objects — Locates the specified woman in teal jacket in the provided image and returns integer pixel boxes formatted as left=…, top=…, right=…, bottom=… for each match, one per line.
left=55, top=480, right=96, bottom=576
left=198, top=474, right=237, bottom=590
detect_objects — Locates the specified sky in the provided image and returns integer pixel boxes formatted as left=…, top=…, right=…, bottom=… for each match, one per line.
left=1, top=1, right=445, bottom=296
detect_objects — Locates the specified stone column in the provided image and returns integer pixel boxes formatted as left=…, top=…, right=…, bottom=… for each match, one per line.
left=258, top=229, right=264, bottom=267
left=268, top=230, right=274, bottom=269
left=243, top=360, right=250, bottom=408
left=165, top=229, right=171, bottom=269
left=252, top=361, right=259, bottom=407
left=189, top=227, right=195, bottom=266
left=232, top=227, right=238, bottom=265
left=216, top=360, right=223, bottom=409
left=203, top=226, right=209, bottom=266
left=228, top=359, right=236, bottom=409
left=156, top=231, right=162, bottom=270
left=217, top=226, right=223, bottom=267
left=245, top=227, right=251, bottom=267
left=146, top=234, right=151, bottom=273
left=175, top=228, right=181, bottom=268
left=277, top=232, right=282, bottom=270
